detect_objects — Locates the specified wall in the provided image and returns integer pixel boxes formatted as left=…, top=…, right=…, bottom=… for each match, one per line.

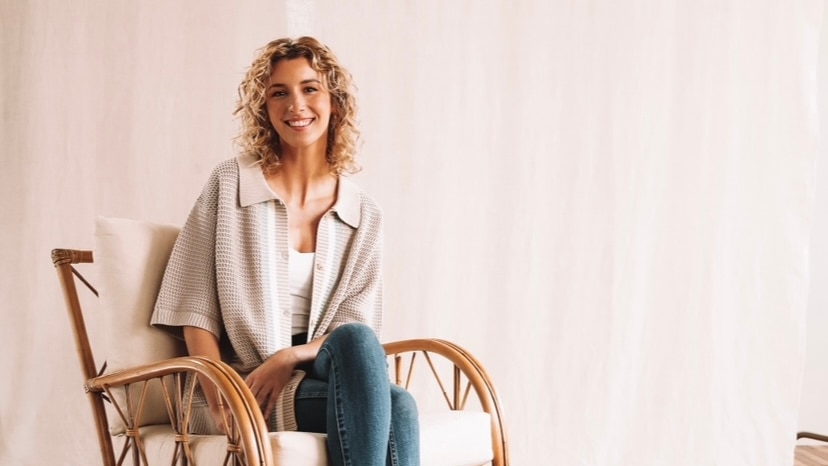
left=798, top=0, right=828, bottom=442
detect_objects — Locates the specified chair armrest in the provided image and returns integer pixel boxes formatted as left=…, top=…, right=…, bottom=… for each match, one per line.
left=383, top=339, right=509, bottom=466
left=798, top=431, right=828, bottom=443
left=87, top=356, right=273, bottom=466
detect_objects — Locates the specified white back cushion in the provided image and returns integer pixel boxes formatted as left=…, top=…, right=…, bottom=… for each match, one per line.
left=95, top=216, right=184, bottom=434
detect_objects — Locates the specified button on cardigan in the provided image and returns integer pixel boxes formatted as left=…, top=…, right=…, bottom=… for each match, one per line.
left=151, top=154, right=384, bottom=432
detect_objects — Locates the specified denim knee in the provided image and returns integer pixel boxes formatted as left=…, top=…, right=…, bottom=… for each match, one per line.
left=328, top=323, right=379, bottom=345
left=317, top=323, right=385, bottom=376
left=390, top=385, right=418, bottom=421
left=326, top=323, right=383, bottom=355
left=388, top=385, right=420, bottom=466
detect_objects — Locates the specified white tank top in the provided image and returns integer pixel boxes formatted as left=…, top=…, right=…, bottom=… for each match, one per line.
left=288, top=248, right=315, bottom=336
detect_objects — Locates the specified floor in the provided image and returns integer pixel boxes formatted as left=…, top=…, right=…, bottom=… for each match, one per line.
left=796, top=446, right=828, bottom=465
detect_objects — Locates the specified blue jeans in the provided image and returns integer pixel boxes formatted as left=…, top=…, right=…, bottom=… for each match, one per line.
left=294, top=323, right=420, bottom=466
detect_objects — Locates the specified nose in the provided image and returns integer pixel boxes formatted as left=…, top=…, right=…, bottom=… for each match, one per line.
left=288, top=94, right=306, bottom=113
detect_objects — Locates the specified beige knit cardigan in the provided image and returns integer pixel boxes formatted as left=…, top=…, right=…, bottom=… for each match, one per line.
left=151, top=154, right=384, bottom=433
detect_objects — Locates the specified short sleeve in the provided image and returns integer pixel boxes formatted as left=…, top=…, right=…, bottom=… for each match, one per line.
left=151, top=173, right=223, bottom=339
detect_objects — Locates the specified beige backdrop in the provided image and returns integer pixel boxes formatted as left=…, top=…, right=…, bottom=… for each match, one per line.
left=1, top=1, right=824, bottom=465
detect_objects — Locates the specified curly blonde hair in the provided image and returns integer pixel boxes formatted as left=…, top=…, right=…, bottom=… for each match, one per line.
left=235, top=37, right=360, bottom=176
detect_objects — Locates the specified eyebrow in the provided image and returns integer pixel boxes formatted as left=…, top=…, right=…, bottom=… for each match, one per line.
left=268, top=79, right=322, bottom=89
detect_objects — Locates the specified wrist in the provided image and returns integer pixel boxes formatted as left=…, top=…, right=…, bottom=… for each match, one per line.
left=274, top=346, right=300, bottom=367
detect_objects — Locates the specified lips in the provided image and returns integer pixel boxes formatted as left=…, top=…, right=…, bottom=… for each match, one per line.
left=286, top=118, right=314, bottom=128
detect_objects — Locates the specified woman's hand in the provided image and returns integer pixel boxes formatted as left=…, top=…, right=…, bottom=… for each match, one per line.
left=207, top=396, right=233, bottom=435
left=245, top=348, right=299, bottom=419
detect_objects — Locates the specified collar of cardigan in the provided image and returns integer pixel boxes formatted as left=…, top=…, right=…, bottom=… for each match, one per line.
left=236, top=154, right=361, bottom=228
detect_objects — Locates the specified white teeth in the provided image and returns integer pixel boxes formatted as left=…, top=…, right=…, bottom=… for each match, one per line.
left=287, top=119, right=313, bottom=127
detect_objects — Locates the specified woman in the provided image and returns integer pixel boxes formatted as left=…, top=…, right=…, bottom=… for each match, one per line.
left=151, top=36, right=420, bottom=466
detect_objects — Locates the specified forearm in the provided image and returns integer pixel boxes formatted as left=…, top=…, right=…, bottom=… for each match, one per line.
left=183, top=326, right=223, bottom=408
left=277, top=333, right=329, bottom=366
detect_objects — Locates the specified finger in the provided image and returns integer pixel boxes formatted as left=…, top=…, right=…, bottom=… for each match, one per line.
left=267, top=384, right=283, bottom=416
left=245, top=373, right=258, bottom=390
left=214, top=398, right=228, bottom=434
left=213, top=411, right=227, bottom=435
left=223, top=407, right=234, bottom=433
left=247, top=378, right=266, bottom=405
left=249, top=379, right=273, bottom=408
left=254, top=386, right=270, bottom=407
left=260, top=393, right=271, bottom=415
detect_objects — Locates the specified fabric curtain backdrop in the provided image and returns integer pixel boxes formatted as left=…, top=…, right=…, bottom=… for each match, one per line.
left=1, top=1, right=822, bottom=464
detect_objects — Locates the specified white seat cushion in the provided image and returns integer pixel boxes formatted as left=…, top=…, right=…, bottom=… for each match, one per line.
left=420, top=411, right=493, bottom=466
left=126, top=411, right=492, bottom=466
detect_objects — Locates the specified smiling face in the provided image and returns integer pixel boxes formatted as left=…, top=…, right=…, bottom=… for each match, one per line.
left=266, top=58, right=334, bottom=158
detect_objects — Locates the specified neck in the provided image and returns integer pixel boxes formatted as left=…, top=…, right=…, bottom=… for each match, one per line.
left=267, top=153, right=336, bottom=207
left=281, top=138, right=330, bottom=170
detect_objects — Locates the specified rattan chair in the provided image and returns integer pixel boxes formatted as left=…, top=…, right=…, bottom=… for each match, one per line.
left=797, top=431, right=828, bottom=444
left=52, top=217, right=508, bottom=466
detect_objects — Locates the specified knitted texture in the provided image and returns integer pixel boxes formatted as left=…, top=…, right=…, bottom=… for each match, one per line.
left=151, top=155, right=383, bottom=433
